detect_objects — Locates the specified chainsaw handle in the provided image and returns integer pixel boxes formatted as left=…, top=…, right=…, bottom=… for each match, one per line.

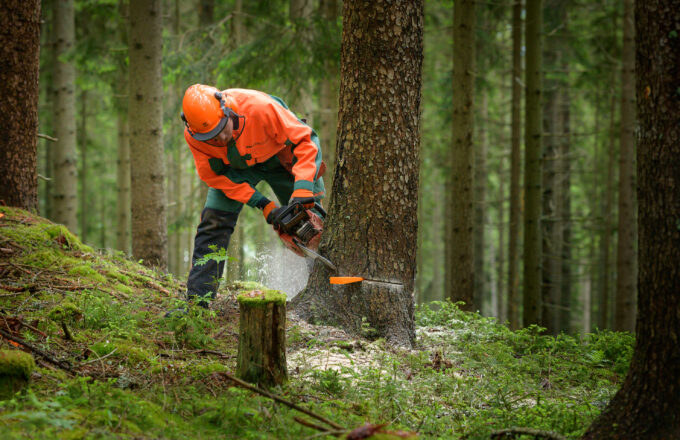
left=291, top=197, right=327, bottom=218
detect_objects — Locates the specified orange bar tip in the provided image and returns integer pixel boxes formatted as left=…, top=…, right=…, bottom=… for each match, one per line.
left=330, top=276, right=364, bottom=285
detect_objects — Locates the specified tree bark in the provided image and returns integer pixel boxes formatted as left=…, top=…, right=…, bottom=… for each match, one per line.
left=52, top=0, right=78, bottom=231
left=319, top=0, right=339, bottom=202
left=237, top=291, right=288, bottom=387
left=0, top=0, right=41, bottom=211
left=582, top=0, right=680, bottom=436
left=116, top=110, right=131, bottom=254
left=507, top=0, right=523, bottom=330
left=129, top=0, right=167, bottom=269
left=78, top=91, right=88, bottom=242
left=559, top=89, right=571, bottom=333
left=523, top=0, right=543, bottom=327
left=614, top=0, right=637, bottom=333
left=447, top=0, right=475, bottom=311
left=474, top=89, right=487, bottom=314
left=293, top=0, right=423, bottom=348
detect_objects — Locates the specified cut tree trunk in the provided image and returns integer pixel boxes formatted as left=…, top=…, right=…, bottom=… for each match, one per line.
left=236, top=290, right=288, bottom=387
left=292, top=0, right=423, bottom=348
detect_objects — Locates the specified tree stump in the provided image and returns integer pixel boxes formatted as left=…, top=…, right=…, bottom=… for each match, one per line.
left=236, top=289, right=288, bottom=386
left=0, top=350, right=35, bottom=400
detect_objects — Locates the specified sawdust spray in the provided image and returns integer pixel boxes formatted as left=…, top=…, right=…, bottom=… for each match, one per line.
left=252, top=244, right=310, bottom=299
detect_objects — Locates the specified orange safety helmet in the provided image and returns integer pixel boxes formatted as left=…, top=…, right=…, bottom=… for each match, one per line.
left=181, top=84, right=239, bottom=141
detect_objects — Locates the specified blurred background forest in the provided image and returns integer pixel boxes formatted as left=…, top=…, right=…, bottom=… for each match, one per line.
left=35, top=0, right=634, bottom=336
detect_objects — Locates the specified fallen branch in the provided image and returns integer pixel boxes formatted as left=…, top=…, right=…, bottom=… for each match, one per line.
left=218, top=371, right=345, bottom=431
left=38, top=133, right=58, bottom=142
left=0, top=285, right=26, bottom=292
left=294, top=416, right=337, bottom=434
left=81, top=348, right=118, bottom=365
left=0, top=327, right=77, bottom=375
left=193, top=349, right=234, bottom=358
left=491, top=427, right=567, bottom=440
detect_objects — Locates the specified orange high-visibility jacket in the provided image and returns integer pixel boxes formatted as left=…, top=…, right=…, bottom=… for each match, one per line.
left=184, top=88, right=322, bottom=207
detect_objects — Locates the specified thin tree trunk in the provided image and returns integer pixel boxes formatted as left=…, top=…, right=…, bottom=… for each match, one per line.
left=541, top=60, right=560, bottom=335
left=474, top=89, right=488, bottom=314
left=319, top=0, right=339, bottom=201
left=78, top=91, right=88, bottom=242
left=614, top=0, right=637, bottom=333
left=601, top=91, right=617, bottom=329
left=0, top=0, right=41, bottom=211
left=290, top=0, right=314, bottom=124
left=557, top=5, right=571, bottom=334
left=116, top=111, right=131, bottom=253
left=523, top=0, right=543, bottom=327
left=448, top=0, right=475, bottom=311
left=52, top=0, right=78, bottom=231
left=129, top=0, right=167, bottom=269
left=507, top=0, right=523, bottom=330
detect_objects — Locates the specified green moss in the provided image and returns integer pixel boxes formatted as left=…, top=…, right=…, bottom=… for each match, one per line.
left=114, top=283, right=134, bottom=296
left=0, top=221, right=92, bottom=254
left=48, top=302, right=83, bottom=322
left=114, top=341, right=151, bottom=365
left=68, top=264, right=107, bottom=283
left=106, top=268, right=131, bottom=284
left=237, top=289, right=287, bottom=307
left=0, top=350, right=34, bottom=379
left=90, top=341, right=116, bottom=357
left=191, top=361, right=229, bottom=378
left=231, top=280, right=267, bottom=292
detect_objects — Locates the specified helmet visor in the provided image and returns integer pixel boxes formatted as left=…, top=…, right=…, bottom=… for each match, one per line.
left=190, top=116, right=228, bottom=141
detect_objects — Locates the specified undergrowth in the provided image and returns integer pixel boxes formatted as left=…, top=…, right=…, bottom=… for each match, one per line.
left=0, top=207, right=633, bottom=439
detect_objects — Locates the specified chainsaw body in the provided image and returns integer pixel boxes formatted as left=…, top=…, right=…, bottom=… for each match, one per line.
left=272, top=202, right=325, bottom=257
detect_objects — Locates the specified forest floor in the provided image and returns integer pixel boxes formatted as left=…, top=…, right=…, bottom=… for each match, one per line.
left=0, top=206, right=633, bottom=439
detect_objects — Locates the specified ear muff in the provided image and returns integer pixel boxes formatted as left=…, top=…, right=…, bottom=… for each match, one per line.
left=214, top=91, right=240, bottom=130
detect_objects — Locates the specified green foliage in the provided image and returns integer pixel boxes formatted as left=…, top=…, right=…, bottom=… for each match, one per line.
left=162, top=300, right=216, bottom=349
left=195, top=245, right=233, bottom=267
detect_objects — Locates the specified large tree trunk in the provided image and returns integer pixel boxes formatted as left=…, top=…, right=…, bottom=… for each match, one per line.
left=52, top=0, right=78, bottom=231
left=447, top=0, right=475, bottom=311
left=582, top=0, right=680, bottom=436
left=293, top=0, right=423, bottom=348
left=507, top=0, right=523, bottom=330
left=0, top=0, right=41, bottom=211
left=523, top=0, right=543, bottom=327
left=129, top=0, right=167, bottom=269
left=614, top=0, right=637, bottom=333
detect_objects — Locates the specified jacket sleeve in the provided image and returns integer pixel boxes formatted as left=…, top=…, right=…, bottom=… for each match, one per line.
left=264, top=103, right=322, bottom=199
left=186, top=133, right=265, bottom=207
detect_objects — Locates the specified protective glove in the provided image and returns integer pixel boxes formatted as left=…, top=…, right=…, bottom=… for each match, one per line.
left=289, top=189, right=315, bottom=209
left=258, top=198, right=280, bottom=224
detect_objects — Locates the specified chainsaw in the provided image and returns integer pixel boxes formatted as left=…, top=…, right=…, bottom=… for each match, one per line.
left=271, top=199, right=337, bottom=272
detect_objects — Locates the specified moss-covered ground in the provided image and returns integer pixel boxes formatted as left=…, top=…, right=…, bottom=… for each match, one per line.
left=0, top=207, right=632, bottom=439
